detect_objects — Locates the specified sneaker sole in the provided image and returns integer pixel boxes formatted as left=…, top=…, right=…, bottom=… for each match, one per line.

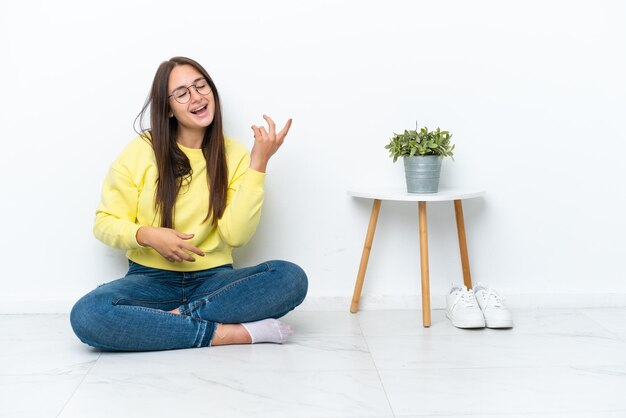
left=446, top=312, right=485, bottom=329
left=485, top=320, right=513, bottom=329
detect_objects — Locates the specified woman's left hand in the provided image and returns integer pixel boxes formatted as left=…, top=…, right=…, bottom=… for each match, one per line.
left=250, top=115, right=292, bottom=173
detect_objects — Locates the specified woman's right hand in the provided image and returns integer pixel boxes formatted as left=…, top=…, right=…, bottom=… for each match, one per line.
left=136, top=226, right=205, bottom=262
left=250, top=115, right=293, bottom=173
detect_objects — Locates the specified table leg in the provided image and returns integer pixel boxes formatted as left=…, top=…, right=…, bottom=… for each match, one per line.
left=454, top=200, right=473, bottom=290
left=418, top=201, right=431, bottom=327
left=350, top=199, right=382, bottom=313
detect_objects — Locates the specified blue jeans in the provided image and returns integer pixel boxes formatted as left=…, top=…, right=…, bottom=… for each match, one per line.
left=70, top=260, right=308, bottom=351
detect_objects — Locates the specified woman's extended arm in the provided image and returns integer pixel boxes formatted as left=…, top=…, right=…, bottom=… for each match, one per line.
left=216, top=115, right=292, bottom=246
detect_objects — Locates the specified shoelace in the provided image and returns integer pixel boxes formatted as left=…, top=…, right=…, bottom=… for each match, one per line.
left=483, top=289, right=503, bottom=308
left=460, top=289, right=478, bottom=307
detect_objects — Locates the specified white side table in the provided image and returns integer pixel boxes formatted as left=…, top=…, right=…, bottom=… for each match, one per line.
left=348, top=187, right=486, bottom=327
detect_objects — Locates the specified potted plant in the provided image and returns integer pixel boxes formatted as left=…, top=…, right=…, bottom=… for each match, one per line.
left=384, top=123, right=455, bottom=193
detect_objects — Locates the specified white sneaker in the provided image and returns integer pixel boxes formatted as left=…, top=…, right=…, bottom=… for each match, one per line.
left=473, top=283, right=513, bottom=328
left=446, top=284, right=485, bottom=328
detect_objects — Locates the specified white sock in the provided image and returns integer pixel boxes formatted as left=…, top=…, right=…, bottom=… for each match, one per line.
left=240, top=319, right=293, bottom=344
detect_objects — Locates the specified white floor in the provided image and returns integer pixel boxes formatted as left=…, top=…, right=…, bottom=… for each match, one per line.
left=1, top=308, right=626, bottom=418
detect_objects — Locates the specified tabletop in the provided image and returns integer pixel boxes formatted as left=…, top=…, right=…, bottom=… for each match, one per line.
left=347, top=187, right=486, bottom=202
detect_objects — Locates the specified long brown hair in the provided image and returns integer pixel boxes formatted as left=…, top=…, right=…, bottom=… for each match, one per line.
left=135, top=57, right=228, bottom=228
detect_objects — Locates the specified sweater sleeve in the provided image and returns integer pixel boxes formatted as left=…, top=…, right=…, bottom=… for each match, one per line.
left=93, top=164, right=143, bottom=250
left=216, top=151, right=265, bottom=247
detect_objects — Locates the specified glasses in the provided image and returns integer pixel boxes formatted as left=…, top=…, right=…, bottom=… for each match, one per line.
left=168, top=79, right=212, bottom=104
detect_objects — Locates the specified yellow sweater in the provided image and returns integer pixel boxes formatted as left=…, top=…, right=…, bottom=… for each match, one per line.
left=94, top=135, right=265, bottom=271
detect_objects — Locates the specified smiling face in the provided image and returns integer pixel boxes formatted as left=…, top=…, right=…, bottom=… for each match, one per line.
left=167, top=64, right=216, bottom=138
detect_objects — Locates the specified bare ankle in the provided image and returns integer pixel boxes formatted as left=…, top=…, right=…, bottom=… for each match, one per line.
left=211, top=324, right=252, bottom=346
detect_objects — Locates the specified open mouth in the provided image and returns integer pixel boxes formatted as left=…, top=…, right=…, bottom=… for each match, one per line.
left=191, top=104, right=207, bottom=115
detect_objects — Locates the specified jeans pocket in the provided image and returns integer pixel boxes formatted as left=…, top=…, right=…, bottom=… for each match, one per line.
left=112, top=297, right=180, bottom=308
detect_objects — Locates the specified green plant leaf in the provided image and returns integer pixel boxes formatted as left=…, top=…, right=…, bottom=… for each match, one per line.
left=386, top=121, right=455, bottom=160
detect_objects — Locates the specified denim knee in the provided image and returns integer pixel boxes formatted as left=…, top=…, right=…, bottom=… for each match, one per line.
left=70, top=295, right=93, bottom=343
left=70, top=293, right=112, bottom=350
left=268, top=260, right=308, bottom=306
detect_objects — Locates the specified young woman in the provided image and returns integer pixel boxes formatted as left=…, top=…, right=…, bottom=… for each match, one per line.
left=70, top=57, right=308, bottom=351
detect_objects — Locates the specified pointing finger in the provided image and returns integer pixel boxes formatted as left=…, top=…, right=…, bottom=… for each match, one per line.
left=277, top=118, right=293, bottom=140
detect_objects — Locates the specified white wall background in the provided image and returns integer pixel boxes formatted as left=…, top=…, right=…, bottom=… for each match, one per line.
left=1, top=0, right=624, bottom=313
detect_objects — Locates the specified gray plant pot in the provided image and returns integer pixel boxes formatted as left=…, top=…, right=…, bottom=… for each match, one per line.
left=403, top=155, right=442, bottom=193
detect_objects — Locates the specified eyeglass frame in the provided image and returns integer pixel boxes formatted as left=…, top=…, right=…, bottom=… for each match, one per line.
left=167, top=77, right=212, bottom=104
